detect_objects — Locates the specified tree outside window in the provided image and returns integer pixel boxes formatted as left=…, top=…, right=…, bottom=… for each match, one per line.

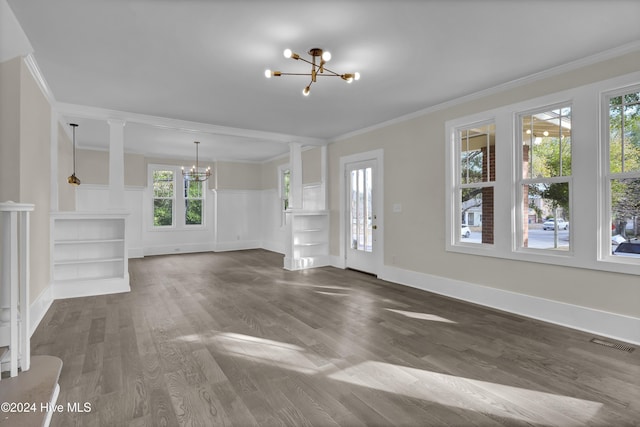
left=153, top=170, right=174, bottom=226
left=609, top=90, right=640, bottom=245
left=184, top=178, right=204, bottom=225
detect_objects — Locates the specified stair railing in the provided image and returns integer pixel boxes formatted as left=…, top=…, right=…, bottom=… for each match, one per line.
left=0, top=201, right=34, bottom=378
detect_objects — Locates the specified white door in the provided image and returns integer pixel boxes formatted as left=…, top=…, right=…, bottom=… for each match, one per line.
left=345, top=159, right=379, bottom=274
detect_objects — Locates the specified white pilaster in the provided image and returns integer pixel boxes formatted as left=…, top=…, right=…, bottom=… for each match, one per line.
left=289, top=142, right=303, bottom=210
left=320, top=145, right=327, bottom=210
left=108, top=119, right=126, bottom=209
left=49, top=111, right=59, bottom=211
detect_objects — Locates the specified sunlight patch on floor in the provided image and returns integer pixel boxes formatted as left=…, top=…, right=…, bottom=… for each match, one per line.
left=327, top=361, right=602, bottom=426
left=207, top=332, right=325, bottom=375
left=314, top=291, right=350, bottom=297
left=385, top=308, right=457, bottom=323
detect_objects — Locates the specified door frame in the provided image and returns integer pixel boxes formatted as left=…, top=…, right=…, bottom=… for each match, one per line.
left=339, top=149, right=384, bottom=275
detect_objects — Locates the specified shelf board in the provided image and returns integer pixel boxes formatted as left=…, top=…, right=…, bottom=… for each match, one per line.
left=54, top=257, right=125, bottom=266
left=53, top=275, right=125, bottom=284
left=54, top=238, right=124, bottom=245
left=287, top=210, right=329, bottom=216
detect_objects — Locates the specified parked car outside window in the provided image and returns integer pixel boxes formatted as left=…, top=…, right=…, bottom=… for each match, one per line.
left=461, top=224, right=471, bottom=238
left=542, top=218, right=568, bottom=230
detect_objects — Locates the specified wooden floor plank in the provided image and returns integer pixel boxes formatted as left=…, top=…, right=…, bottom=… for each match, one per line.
left=30, top=249, right=640, bottom=426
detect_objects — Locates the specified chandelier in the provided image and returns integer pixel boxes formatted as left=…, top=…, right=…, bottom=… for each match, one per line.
left=181, top=141, right=211, bottom=182
left=265, top=48, right=360, bottom=96
left=67, top=123, right=81, bottom=186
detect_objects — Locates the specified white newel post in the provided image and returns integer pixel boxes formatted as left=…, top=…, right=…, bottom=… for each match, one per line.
left=0, top=201, right=34, bottom=378
left=108, top=119, right=126, bottom=210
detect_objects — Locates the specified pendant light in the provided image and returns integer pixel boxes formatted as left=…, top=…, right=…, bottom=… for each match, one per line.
left=181, top=141, right=211, bottom=181
left=67, top=123, right=81, bottom=186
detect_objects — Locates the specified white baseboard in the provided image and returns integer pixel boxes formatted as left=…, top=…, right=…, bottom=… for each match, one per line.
left=379, top=264, right=640, bottom=346
left=214, top=240, right=262, bottom=252
left=0, top=284, right=55, bottom=343
left=261, top=240, right=285, bottom=255
left=30, top=285, right=54, bottom=337
left=330, top=255, right=346, bottom=269
left=128, top=247, right=144, bottom=258
left=143, top=242, right=214, bottom=257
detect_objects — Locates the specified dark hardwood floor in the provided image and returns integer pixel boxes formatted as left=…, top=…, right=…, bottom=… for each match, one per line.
left=31, top=250, right=640, bottom=426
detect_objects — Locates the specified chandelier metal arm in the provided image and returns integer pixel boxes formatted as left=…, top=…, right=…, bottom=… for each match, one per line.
left=182, top=141, right=211, bottom=182
left=265, top=47, right=360, bottom=95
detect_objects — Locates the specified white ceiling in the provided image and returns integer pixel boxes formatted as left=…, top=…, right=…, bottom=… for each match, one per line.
left=5, top=0, right=640, bottom=162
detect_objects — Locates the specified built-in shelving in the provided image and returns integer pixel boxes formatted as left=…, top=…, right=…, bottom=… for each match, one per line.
left=284, top=210, right=330, bottom=270
left=50, top=212, right=130, bottom=298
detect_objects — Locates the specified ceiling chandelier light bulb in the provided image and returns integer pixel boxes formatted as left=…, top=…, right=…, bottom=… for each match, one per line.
left=267, top=47, right=360, bottom=95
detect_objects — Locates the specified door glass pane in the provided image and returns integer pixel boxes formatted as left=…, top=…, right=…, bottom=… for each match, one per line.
left=350, top=167, right=373, bottom=253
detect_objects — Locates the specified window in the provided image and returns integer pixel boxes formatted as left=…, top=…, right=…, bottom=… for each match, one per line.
left=518, top=106, right=572, bottom=252
left=446, top=72, right=640, bottom=275
left=606, top=87, right=640, bottom=259
left=153, top=170, right=174, bottom=227
left=184, top=178, right=204, bottom=225
left=456, top=122, right=495, bottom=245
left=150, top=165, right=206, bottom=229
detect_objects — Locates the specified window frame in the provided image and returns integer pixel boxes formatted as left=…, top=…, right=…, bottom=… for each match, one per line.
left=515, top=103, right=574, bottom=256
left=600, top=83, right=640, bottom=265
left=445, top=70, right=640, bottom=276
left=151, top=168, right=176, bottom=229
left=183, top=177, right=205, bottom=227
left=148, top=164, right=207, bottom=231
left=453, top=119, right=497, bottom=247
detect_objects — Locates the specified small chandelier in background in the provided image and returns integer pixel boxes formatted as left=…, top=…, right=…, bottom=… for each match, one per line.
left=182, top=141, right=211, bottom=182
left=265, top=48, right=360, bottom=96
left=67, top=123, right=81, bottom=186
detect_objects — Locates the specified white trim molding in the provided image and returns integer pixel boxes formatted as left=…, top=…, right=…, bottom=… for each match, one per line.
left=379, top=264, right=640, bottom=346
left=29, top=286, right=53, bottom=337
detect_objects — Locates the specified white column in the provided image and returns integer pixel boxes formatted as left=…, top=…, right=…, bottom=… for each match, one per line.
left=289, top=142, right=303, bottom=210
left=320, top=145, right=328, bottom=210
left=50, top=111, right=59, bottom=211
left=108, top=119, right=126, bottom=209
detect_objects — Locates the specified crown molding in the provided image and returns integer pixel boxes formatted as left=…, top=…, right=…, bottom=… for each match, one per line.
left=56, top=102, right=327, bottom=147
left=23, top=54, right=55, bottom=105
left=331, top=40, right=640, bottom=143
